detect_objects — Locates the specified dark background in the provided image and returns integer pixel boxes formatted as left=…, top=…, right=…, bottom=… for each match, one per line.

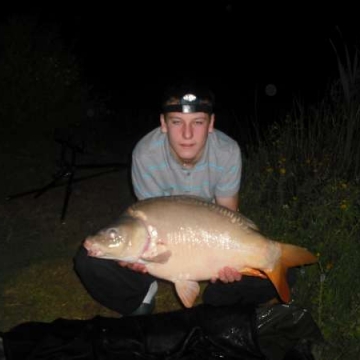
left=1, top=3, right=359, bottom=130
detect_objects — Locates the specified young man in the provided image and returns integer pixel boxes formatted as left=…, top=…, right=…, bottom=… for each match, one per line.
left=131, top=82, right=241, bottom=212
left=74, top=81, right=293, bottom=315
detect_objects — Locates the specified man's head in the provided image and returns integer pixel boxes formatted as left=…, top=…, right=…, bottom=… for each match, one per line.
left=160, top=81, right=215, bottom=167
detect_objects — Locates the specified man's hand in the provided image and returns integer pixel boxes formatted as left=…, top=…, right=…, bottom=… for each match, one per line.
left=118, top=261, right=148, bottom=274
left=210, top=266, right=242, bottom=283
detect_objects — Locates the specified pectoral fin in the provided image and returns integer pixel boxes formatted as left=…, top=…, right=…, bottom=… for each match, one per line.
left=174, top=280, right=200, bottom=308
left=141, top=243, right=172, bottom=264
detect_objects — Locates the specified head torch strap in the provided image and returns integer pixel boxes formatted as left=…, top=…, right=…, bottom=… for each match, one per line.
left=162, top=104, right=213, bottom=114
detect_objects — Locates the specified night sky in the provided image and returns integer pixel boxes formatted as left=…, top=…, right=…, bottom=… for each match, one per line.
left=2, top=4, right=359, bottom=121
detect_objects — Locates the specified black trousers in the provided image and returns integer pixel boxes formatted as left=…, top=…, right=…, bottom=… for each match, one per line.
left=73, top=245, right=297, bottom=315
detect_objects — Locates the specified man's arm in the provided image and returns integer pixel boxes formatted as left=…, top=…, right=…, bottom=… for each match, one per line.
left=214, top=140, right=241, bottom=212
left=215, top=193, right=239, bottom=212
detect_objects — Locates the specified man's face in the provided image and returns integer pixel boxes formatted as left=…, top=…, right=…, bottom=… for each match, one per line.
left=160, top=112, right=214, bottom=165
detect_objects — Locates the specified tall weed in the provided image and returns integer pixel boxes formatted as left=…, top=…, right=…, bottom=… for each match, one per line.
left=241, top=93, right=360, bottom=359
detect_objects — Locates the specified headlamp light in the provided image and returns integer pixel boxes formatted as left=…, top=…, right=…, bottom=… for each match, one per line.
left=162, top=93, right=213, bottom=114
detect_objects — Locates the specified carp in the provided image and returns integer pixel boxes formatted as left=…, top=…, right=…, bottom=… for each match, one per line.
left=83, top=195, right=317, bottom=308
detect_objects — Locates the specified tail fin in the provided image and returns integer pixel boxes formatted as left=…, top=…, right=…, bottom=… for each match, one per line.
left=265, top=243, right=318, bottom=303
left=280, top=243, right=318, bottom=268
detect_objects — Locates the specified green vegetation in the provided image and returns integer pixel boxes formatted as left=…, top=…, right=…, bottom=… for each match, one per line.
left=0, top=258, right=182, bottom=329
left=240, top=41, right=360, bottom=359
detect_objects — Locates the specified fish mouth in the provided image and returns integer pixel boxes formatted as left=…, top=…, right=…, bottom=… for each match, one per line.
left=84, top=240, right=117, bottom=260
left=83, top=238, right=103, bottom=257
left=86, top=248, right=103, bottom=258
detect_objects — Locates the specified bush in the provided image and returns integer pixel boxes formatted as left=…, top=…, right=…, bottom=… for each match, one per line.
left=241, top=97, right=360, bottom=359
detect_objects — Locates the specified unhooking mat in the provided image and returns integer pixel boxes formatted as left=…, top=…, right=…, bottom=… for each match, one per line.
left=0, top=303, right=323, bottom=360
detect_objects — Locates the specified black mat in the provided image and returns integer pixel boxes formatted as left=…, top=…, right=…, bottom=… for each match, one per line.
left=0, top=303, right=323, bottom=360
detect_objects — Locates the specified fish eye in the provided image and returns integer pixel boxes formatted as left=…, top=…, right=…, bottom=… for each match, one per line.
left=106, top=227, right=127, bottom=246
left=107, top=228, right=118, bottom=239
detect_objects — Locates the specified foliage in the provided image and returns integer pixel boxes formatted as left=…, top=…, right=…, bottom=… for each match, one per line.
left=241, top=92, right=360, bottom=359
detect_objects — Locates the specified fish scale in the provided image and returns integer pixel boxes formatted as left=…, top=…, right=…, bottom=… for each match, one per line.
left=83, top=195, right=318, bottom=308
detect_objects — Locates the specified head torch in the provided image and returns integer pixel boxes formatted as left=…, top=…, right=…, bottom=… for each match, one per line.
left=161, top=82, right=214, bottom=114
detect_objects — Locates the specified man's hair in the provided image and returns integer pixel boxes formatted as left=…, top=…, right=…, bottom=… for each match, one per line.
left=161, top=80, right=215, bottom=114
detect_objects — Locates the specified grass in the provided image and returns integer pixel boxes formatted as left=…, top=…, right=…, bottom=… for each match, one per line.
left=240, top=89, right=360, bottom=359
left=0, top=257, right=187, bottom=332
